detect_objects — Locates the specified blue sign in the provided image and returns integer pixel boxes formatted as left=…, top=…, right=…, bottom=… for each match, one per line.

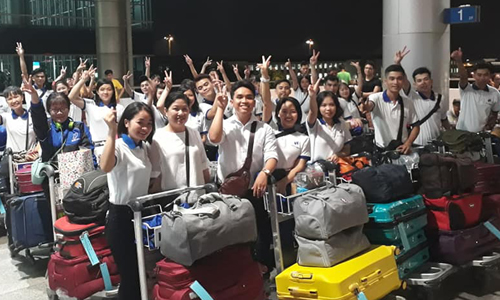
left=444, top=6, right=480, bottom=24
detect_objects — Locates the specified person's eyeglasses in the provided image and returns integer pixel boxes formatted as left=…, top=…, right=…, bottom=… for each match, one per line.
left=50, top=107, right=69, bottom=114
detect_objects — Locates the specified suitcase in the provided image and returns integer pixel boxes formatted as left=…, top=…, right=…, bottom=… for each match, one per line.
left=47, top=248, right=121, bottom=300
left=395, top=242, right=430, bottom=279
left=153, top=245, right=264, bottom=300
left=276, top=245, right=401, bottom=300
left=364, top=195, right=427, bottom=249
left=428, top=217, right=500, bottom=265
left=54, top=216, right=108, bottom=259
left=482, top=194, right=500, bottom=219
left=7, top=193, right=53, bottom=251
left=424, top=193, right=482, bottom=231
left=15, top=165, right=43, bottom=194
left=474, top=162, right=500, bottom=195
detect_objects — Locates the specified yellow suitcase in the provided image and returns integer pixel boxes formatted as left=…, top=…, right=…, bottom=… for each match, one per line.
left=276, top=245, right=402, bottom=300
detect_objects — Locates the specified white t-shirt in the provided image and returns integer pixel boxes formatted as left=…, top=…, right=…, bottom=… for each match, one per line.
left=83, top=98, right=125, bottom=142
left=69, top=104, right=83, bottom=122
left=108, top=138, right=159, bottom=205
left=199, top=100, right=215, bottom=133
left=339, top=95, right=361, bottom=119
left=150, top=126, right=209, bottom=191
left=368, top=91, right=419, bottom=148
left=292, top=88, right=310, bottom=123
left=405, top=88, right=446, bottom=146
left=126, top=93, right=167, bottom=129
left=0, top=97, right=10, bottom=113
left=208, top=115, right=278, bottom=186
left=186, top=111, right=205, bottom=133
left=457, top=83, right=500, bottom=133
left=1, top=111, right=37, bottom=152
left=275, top=130, right=311, bottom=170
left=307, top=119, right=352, bottom=162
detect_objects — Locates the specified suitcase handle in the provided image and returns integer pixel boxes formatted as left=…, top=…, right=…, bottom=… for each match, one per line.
left=360, top=269, right=382, bottom=284
left=288, top=287, right=318, bottom=298
left=290, top=271, right=313, bottom=280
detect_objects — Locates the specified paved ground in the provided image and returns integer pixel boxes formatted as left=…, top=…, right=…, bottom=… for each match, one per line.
left=1, top=234, right=499, bottom=300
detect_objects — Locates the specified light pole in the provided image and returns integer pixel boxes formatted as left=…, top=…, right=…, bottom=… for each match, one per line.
left=306, top=39, right=314, bottom=55
left=164, top=34, right=174, bottom=55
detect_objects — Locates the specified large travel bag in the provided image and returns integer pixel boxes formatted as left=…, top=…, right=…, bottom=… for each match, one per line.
left=474, top=161, right=500, bottom=195
left=419, top=153, right=477, bottom=198
left=295, top=226, right=370, bottom=268
left=428, top=217, right=500, bottom=265
left=396, top=242, right=430, bottom=279
left=439, top=129, right=484, bottom=154
left=47, top=248, right=121, bottom=300
left=424, top=193, right=482, bottom=231
left=364, top=195, right=427, bottom=252
left=53, top=216, right=108, bottom=259
left=7, top=193, right=52, bottom=251
left=351, top=164, right=413, bottom=203
left=153, top=245, right=264, bottom=300
left=276, top=245, right=401, bottom=300
left=293, top=183, right=368, bottom=240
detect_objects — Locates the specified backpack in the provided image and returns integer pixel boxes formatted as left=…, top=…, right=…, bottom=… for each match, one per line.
left=63, top=170, right=109, bottom=224
left=439, top=130, right=483, bottom=154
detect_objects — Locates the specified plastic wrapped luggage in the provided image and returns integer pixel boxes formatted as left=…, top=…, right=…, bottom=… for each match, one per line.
left=474, top=161, right=500, bottom=195
left=276, top=245, right=401, bottom=300
left=423, top=193, right=482, bottom=230
left=152, top=245, right=264, bottom=300
left=47, top=248, right=120, bottom=300
left=53, top=216, right=108, bottom=259
left=7, top=192, right=52, bottom=251
left=428, top=217, right=500, bottom=265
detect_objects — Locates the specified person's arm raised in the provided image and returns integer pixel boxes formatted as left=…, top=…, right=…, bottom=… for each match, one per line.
left=310, top=50, right=320, bottom=84
left=394, top=46, right=411, bottom=94
left=259, top=55, right=273, bottom=123
left=351, top=61, right=364, bottom=98
left=217, top=60, right=232, bottom=91
left=207, top=85, right=227, bottom=144
left=200, top=56, right=212, bottom=75
left=307, top=78, right=321, bottom=126
left=156, top=71, right=172, bottom=117
left=16, top=42, right=29, bottom=82
left=68, top=66, right=96, bottom=109
left=232, top=64, right=243, bottom=81
left=122, top=71, right=134, bottom=97
left=183, top=54, right=199, bottom=78
left=286, top=59, right=299, bottom=91
left=451, top=47, right=468, bottom=89
left=100, top=109, right=118, bottom=172
left=144, top=57, right=151, bottom=78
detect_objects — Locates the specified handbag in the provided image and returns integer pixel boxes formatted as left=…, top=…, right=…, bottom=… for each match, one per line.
left=219, top=122, right=257, bottom=197
left=58, top=149, right=95, bottom=190
left=31, top=138, right=67, bottom=185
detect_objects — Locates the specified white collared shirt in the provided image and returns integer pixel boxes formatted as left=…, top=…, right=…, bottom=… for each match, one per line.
left=338, top=96, right=360, bottom=119
left=1, top=111, right=37, bottom=152
left=292, top=88, right=310, bottom=123
left=275, top=130, right=311, bottom=170
left=208, top=115, right=278, bottom=186
left=457, top=83, right=500, bottom=133
left=83, top=98, right=125, bottom=142
left=186, top=110, right=205, bottom=133
left=307, top=119, right=352, bottom=162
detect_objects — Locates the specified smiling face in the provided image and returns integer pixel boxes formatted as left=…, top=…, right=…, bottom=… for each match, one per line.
left=414, top=73, right=433, bottom=94
left=140, top=80, right=151, bottom=95
left=6, top=92, right=23, bottom=112
left=33, top=72, right=46, bottom=88
left=125, top=109, right=153, bottom=143
left=195, top=78, right=215, bottom=99
left=300, top=77, right=310, bottom=90
left=474, top=68, right=491, bottom=88
left=55, top=83, right=69, bottom=95
left=385, top=71, right=404, bottom=94
left=49, top=100, right=70, bottom=124
left=339, top=84, right=350, bottom=99
left=276, top=81, right=291, bottom=99
left=97, top=83, right=114, bottom=104
left=166, top=99, right=190, bottom=130
left=319, top=96, right=337, bottom=122
left=278, top=101, right=299, bottom=129
left=183, top=89, right=196, bottom=108
left=231, top=86, right=255, bottom=117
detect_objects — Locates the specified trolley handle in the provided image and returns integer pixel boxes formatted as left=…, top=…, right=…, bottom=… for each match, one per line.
left=41, top=164, right=56, bottom=178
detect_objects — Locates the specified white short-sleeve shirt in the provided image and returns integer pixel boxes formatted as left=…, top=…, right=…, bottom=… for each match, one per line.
left=150, top=126, right=209, bottom=191
left=125, top=93, right=166, bottom=129
left=107, top=137, right=159, bottom=205
left=405, top=88, right=447, bottom=146
left=368, top=91, right=419, bottom=148
left=83, top=99, right=125, bottom=142
left=186, top=111, right=205, bottom=133
left=1, top=111, right=37, bottom=152
left=307, top=118, right=352, bottom=162
left=275, top=130, right=311, bottom=170
left=292, top=88, right=310, bottom=123
left=456, top=83, right=500, bottom=133
left=208, top=115, right=278, bottom=185
left=338, top=96, right=360, bottom=119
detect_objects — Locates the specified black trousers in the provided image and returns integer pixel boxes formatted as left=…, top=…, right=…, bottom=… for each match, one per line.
left=105, top=203, right=140, bottom=300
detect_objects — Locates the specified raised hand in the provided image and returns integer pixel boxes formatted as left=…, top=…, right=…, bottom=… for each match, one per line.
left=216, top=60, right=225, bottom=72
left=21, top=76, right=36, bottom=95
left=77, top=57, right=88, bottom=72
left=232, top=64, right=239, bottom=74
left=394, top=46, right=410, bottom=65
left=144, top=57, right=151, bottom=68
left=184, top=54, right=193, bottom=65
left=214, top=82, right=228, bottom=110
left=15, top=42, right=24, bottom=56
left=60, top=66, right=67, bottom=77
left=244, top=65, right=251, bottom=77
left=350, top=61, right=361, bottom=70
left=82, top=65, right=97, bottom=81
left=310, top=49, right=320, bottom=65
left=285, top=58, right=292, bottom=70
left=202, top=56, right=213, bottom=69
left=451, top=47, right=463, bottom=61
left=104, top=108, right=118, bottom=130
left=122, top=70, right=133, bottom=82
left=308, top=77, right=321, bottom=97
left=164, top=70, right=173, bottom=90
left=257, top=55, right=272, bottom=78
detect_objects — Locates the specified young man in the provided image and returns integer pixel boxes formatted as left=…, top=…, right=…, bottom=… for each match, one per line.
left=451, top=48, right=500, bottom=132
left=194, top=74, right=219, bottom=160
left=105, top=69, right=124, bottom=100
left=359, top=64, right=420, bottom=153
left=447, top=99, right=460, bottom=129
left=337, top=63, right=351, bottom=84
left=492, top=73, right=500, bottom=90
left=361, top=61, right=382, bottom=99
left=323, top=75, right=340, bottom=94
left=299, top=61, right=310, bottom=77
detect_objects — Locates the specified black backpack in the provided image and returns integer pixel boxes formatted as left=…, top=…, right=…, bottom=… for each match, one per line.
left=63, top=170, right=109, bottom=224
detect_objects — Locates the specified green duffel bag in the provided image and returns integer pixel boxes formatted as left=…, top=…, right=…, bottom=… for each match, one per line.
left=439, top=129, right=483, bottom=154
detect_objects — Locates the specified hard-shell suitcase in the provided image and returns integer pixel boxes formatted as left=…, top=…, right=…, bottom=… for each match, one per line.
left=153, top=245, right=264, bottom=300
left=364, top=195, right=427, bottom=248
left=7, top=193, right=52, bottom=251
left=474, top=162, right=500, bottom=195
left=395, top=242, right=430, bottom=279
left=424, top=193, right=482, bottom=230
left=428, top=217, right=500, bottom=265
left=276, top=245, right=401, bottom=300
left=54, top=216, right=108, bottom=259
left=47, top=248, right=121, bottom=300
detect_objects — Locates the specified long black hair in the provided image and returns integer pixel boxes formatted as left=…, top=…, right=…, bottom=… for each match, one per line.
left=317, top=91, right=344, bottom=124
left=275, top=97, right=302, bottom=129
left=117, top=102, right=155, bottom=143
left=179, top=79, right=200, bottom=113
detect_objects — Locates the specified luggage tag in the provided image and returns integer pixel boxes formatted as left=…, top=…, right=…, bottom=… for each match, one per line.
left=397, top=222, right=411, bottom=252
left=79, top=231, right=99, bottom=266
left=484, top=221, right=500, bottom=241
left=99, top=262, right=113, bottom=291
left=190, top=280, right=214, bottom=300
left=356, top=292, right=369, bottom=300
left=0, top=199, right=5, bottom=215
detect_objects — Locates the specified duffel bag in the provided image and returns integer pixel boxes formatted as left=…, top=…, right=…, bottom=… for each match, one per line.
left=439, top=129, right=483, bottom=154
left=474, top=161, right=500, bottom=195
left=63, top=170, right=109, bottom=225
left=349, top=133, right=375, bottom=155
left=351, top=164, right=413, bottom=203
left=424, top=193, right=482, bottom=231
left=419, top=153, right=477, bottom=198
left=293, top=183, right=368, bottom=240
left=160, top=192, right=257, bottom=266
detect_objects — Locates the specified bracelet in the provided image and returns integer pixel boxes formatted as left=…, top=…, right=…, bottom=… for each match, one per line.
left=260, top=77, right=270, bottom=83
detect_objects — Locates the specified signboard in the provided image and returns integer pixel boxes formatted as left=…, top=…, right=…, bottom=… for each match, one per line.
left=444, top=5, right=480, bottom=24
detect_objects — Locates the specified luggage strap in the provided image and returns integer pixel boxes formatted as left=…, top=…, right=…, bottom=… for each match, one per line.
left=190, top=281, right=214, bottom=300
left=80, top=231, right=113, bottom=291
left=484, top=221, right=500, bottom=241
left=0, top=199, right=5, bottom=215
left=397, top=222, right=411, bottom=253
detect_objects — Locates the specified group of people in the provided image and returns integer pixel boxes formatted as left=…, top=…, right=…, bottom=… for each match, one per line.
left=2, top=42, right=499, bottom=299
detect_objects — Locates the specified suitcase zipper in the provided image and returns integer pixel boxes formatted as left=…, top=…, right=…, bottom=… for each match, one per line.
left=367, top=208, right=427, bottom=228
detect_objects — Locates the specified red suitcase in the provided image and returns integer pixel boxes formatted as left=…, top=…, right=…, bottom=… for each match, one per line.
left=474, top=162, right=500, bottom=195
left=424, top=193, right=482, bottom=230
left=482, top=194, right=500, bottom=219
left=153, top=245, right=265, bottom=300
left=54, top=216, right=108, bottom=259
left=47, top=248, right=121, bottom=300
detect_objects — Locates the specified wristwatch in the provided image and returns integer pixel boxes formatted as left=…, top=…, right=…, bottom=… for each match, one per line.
left=262, top=168, right=271, bottom=176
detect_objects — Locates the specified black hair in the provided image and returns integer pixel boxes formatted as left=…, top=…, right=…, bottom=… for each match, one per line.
left=412, top=67, right=432, bottom=80
left=275, top=79, right=291, bottom=88
left=95, top=79, right=117, bottom=106
left=317, top=91, right=343, bottom=124
left=165, top=91, right=190, bottom=110
left=275, top=97, right=303, bottom=128
left=54, top=79, right=69, bottom=89
left=104, top=70, right=113, bottom=76
left=179, top=79, right=200, bottom=113
left=156, top=83, right=166, bottom=90
left=117, top=102, right=156, bottom=143
left=46, top=92, right=70, bottom=112
left=324, top=75, right=339, bottom=84
left=364, top=61, right=376, bottom=69
left=297, top=75, right=311, bottom=91
left=194, top=74, right=211, bottom=84
left=338, top=63, right=345, bottom=70
left=2, top=86, right=22, bottom=98
left=452, top=99, right=461, bottom=106
left=338, top=81, right=354, bottom=100
left=473, top=62, right=493, bottom=73
left=384, top=64, right=406, bottom=77
left=138, top=75, right=149, bottom=84
left=300, top=61, right=309, bottom=67
left=230, top=80, right=256, bottom=98
left=31, top=68, right=46, bottom=76
left=151, top=74, right=161, bottom=81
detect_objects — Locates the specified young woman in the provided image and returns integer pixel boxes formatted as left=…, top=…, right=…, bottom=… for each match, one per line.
left=54, top=80, right=84, bottom=122
left=307, top=82, right=352, bottom=163
left=338, top=62, right=365, bottom=132
left=150, top=92, right=209, bottom=200
left=100, top=102, right=158, bottom=300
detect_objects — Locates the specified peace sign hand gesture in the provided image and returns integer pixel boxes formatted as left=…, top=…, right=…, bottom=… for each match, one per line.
left=394, top=46, right=410, bottom=65
left=15, top=42, right=24, bottom=56
left=122, top=70, right=133, bottom=82
left=184, top=54, right=193, bottom=65
left=144, top=57, right=151, bottom=68
left=257, top=55, right=272, bottom=79
left=310, top=49, right=320, bottom=66
left=308, top=77, right=321, bottom=98
left=164, top=70, right=173, bottom=90
left=202, top=56, right=213, bottom=69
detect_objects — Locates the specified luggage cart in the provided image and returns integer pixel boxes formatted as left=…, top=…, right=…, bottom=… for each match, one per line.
left=129, top=183, right=218, bottom=300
